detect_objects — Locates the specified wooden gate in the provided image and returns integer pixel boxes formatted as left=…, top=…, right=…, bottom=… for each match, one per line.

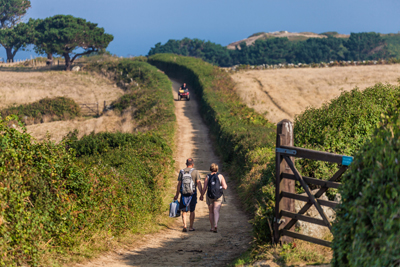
left=274, top=120, right=353, bottom=247
left=79, top=103, right=99, bottom=116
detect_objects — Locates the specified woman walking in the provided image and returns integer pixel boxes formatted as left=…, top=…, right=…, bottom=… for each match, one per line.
left=200, top=163, right=227, bottom=233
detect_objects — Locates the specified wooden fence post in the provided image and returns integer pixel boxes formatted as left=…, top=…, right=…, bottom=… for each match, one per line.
left=274, top=119, right=295, bottom=244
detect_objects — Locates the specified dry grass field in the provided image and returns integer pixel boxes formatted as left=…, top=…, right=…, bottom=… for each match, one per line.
left=0, top=69, right=128, bottom=141
left=26, top=110, right=134, bottom=143
left=231, top=64, right=400, bottom=123
left=0, top=70, right=123, bottom=109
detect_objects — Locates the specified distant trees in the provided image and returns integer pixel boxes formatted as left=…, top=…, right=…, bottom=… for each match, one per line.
left=344, top=32, right=389, bottom=61
left=148, top=38, right=232, bottom=66
left=148, top=33, right=393, bottom=67
left=33, top=15, right=114, bottom=71
left=0, top=0, right=31, bottom=62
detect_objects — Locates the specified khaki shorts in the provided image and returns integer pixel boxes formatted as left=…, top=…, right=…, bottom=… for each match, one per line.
left=206, top=195, right=223, bottom=205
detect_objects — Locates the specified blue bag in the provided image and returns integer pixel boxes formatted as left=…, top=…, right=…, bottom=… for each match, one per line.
left=169, top=200, right=181, bottom=217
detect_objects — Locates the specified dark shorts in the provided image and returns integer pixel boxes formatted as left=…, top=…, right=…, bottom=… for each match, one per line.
left=179, top=193, right=197, bottom=212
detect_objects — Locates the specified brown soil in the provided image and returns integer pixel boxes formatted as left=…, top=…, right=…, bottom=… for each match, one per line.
left=231, top=64, right=400, bottom=123
left=75, top=80, right=252, bottom=267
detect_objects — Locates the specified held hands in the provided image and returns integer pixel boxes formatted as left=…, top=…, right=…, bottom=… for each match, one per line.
left=200, top=195, right=204, bottom=201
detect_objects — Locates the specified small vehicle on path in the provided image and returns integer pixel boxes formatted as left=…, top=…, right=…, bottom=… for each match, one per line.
left=178, top=88, right=190, bottom=101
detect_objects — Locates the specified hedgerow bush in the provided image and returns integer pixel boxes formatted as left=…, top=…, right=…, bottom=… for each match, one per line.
left=294, top=84, right=400, bottom=197
left=0, top=57, right=176, bottom=266
left=148, top=54, right=277, bottom=243
left=0, top=116, right=173, bottom=266
left=0, top=97, right=81, bottom=124
left=86, top=58, right=175, bottom=138
left=331, top=110, right=400, bottom=266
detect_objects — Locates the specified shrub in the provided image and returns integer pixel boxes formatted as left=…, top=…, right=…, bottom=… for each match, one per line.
left=331, top=110, right=400, bottom=266
left=1, top=97, right=81, bottom=124
left=0, top=116, right=173, bottom=266
left=294, top=84, right=400, bottom=197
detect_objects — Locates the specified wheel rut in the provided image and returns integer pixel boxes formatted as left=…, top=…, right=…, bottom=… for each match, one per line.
left=77, top=79, right=252, bottom=267
left=254, top=78, right=292, bottom=118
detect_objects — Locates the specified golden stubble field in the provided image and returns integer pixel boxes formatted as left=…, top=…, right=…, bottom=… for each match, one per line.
left=231, top=64, right=400, bottom=123
left=0, top=69, right=130, bottom=142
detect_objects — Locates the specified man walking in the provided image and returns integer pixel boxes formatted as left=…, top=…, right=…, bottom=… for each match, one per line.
left=174, top=158, right=202, bottom=232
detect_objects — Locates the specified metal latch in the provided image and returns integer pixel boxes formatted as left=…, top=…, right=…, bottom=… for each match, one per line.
left=276, top=148, right=297, bottom=155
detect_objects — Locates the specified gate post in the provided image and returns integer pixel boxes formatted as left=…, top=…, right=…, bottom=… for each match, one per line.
left=274, top=119, right=295, bottom=244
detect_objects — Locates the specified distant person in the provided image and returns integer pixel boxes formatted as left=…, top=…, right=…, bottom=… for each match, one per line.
left=201, top=163, right=227, bottom=233
left=180, top=83, right=188, bottom=90
left=174, top=158, right=203, bottom=232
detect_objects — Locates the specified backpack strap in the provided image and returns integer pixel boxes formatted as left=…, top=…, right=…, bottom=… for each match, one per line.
left=188, top=168, right=195, bottom=174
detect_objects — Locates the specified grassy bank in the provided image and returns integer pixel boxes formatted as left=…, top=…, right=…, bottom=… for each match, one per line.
left=0, top=58, right=176, bottom=266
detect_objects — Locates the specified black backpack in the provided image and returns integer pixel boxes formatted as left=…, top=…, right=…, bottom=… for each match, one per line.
left=207, top=173, right=223, bottom=199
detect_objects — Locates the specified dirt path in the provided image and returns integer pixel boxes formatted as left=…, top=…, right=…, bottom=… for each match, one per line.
left=78, top=80, right=252, bottom=267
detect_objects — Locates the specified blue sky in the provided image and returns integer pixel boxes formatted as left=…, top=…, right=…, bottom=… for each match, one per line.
left=2, top=0, right=400, bottom=60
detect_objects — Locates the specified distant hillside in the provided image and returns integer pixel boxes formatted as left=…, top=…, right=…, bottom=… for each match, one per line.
left=227, top=31, right=350, bottom=49
left=148, top=32, right=398, bottom=67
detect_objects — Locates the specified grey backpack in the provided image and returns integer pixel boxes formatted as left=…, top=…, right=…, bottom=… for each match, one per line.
left=181, top=168, right=195, bottom=196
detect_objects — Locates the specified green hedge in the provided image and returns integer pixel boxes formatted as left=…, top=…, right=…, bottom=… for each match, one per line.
left=0, top=117, right=174, bottom=266
left=294, top=84, right=400, bottom=197
left=148, top=54, right=277, bottom=243
left=1, top=97, right=81, bottom=124
left=0, top=59, right=176, bottom=266
left=86, top=58, right=175, bottom=139
left=331, top=110, right=400, bottom=266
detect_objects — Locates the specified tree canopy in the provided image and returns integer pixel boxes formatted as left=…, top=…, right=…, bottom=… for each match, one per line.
left=0, top=18, right=36, bottom=62
left=34, top=15, right=114, bottom=70
left=0, top=0, right=31, bottom=62
left=0, top=0, right=31, bottom=29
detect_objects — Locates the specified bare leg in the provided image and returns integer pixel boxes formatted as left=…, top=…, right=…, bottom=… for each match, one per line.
left=189, top=211, right=195, bottom=230
left=213, top=202, right=222, bottom=228
left=208, top=204, right=215, bottom=230
left=182, top=211, right=187, bottom=229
